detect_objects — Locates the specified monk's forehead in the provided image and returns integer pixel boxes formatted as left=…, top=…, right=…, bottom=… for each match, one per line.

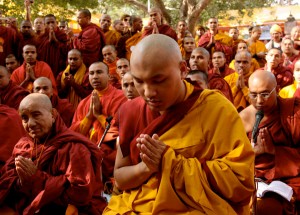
left=0, top=68, right=8, bottom=76
left=101, top=15, right=111, bottom=20
left=23, top=45, right=36, bottom=52
left=123, top=73, right=133, bottom=82
left=117, top=59, right=129, bottom=66
left=34, top=79, right=52, bottom=87
left=21, top=21, right=32, bottom=27
left=149, top=8, right=161, bottom=14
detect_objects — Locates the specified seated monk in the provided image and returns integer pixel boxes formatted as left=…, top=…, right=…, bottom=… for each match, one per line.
left=33, top=77, right=74, bottom=127
left=281, top=37, right=300, bottom=70
left=239, top=70, right=300, bottom=215
left=102, top=45, right=121, bottom=89
left=186, top=69, right=209, bottom=89
left=5, top=54, right=19, bottom=74
left=190, top=47, right=233, bottom=102
left=10, top=44, right=57, bottom=94
left=103, top=34, right=254, bottom=215
left=0, top=66, right=29, bottom=109
left=71, top=62, right=127, bottom=183
left=224, top=51, right=253, bottom=111
left=182, top=37, right=196, bottom=67
left=260, top=48, right=293, bottom=90
left=0, top=104, right=26, bottom=169
left=0, top=93, right=106, bottom=214
left=116, top=58, right=130, bottom=78
left=229, top=41, right=260, bottom=74
left=57, top=49, right=92, bottom=109
left=279, top=59, right=300, bottom=98
left=209, top=51, right=235, bottom=78
left=142, top=7, right=177, bottom=41
left=121, top=72, right=139, bottom=100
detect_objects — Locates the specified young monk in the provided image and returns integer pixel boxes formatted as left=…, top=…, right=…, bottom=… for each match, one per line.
left=103, top=34, right=254, bottom=214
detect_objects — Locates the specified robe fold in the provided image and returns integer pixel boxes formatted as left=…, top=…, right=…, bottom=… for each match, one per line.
left=104, top=81, right=254, bottom=215
left=279, top=81, right=299, bottom=98
left=0, top=113, right=106, bottom=214
left=11, top=61, right=57, bottom=94
left=142, top=24, right=177, bottom=41
left=0, top=81, right=29, bottom=110
left=73, top=23, right=106, bottom=67
left=208, top=73, right=234, bottom=103
left=51, top=94, right=74, bottom=127
left=208, top=64, right=235, bottom=78
left=0, top=105, right=26, bottom=169
left=104, top=30, right=121, bottom=46
left=70, top=85, right=127, bottom=180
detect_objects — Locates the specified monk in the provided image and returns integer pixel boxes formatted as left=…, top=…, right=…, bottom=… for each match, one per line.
left=33, top=17, right=45, bottom=36
left=279, top=59, right=300, bottom=98
left=100, top=14, right=121, bottom=46
left=116, top=15, right=143, bottom=60
left=33, top=77, right=74, bottom=127
left=0, top=66, right=29, bottom=109
left=209, top=51, right=235, bottom=78
left=177, top=20, right=188, bottom=55
left=71, top=62, right=127, bottom=183
left=190, top=47, right=233, bottom=102
left=239, top=70, right=300, bottom=214
left=57, top=49, right=92, bottom=109
left=229, top=41, right=260, bottom=74
left=102, top=45, right=121, bottom=89
left=291, top=26, right=300, bottom=51
left=116, top=58, right=130, bottom=78
left=10, top=44, right=57, bottom=93
left=281, top=37, right=299, bottom=69
left=187, top=69, right=209, bottom=89
left=113, top=20, right=124, bottom=35
left=0, top=24, right=17, bottom=66
left=142, top=7, right=177, bottom=41
left=5, top=54, right=19, bottom=74
left=261, top=48, right=293, bottom=90
left=0, top=105, right=26, bottom=169
left=182, top=37, right=196, bottom=65
left=229, top=27, right=243, bottom=56
left=198, top=17, right=233, bottom=63
left=0, top=93, right=106, bottom=214
left=73, top=9, right=106, bottom=67
left=103, top=34, right=254, bottom=215
left=121, top=72, right=139, bottom=100
left=265, top=24, right=282, bottom=51
left=247, top=26, right=267, bottom=67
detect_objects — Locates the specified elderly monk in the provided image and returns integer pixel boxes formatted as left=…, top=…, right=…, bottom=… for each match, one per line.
left=209, top=51, right=235, bottom=78
left=279, top=59, right=300, bottom=98
left=229, top=41, right=260, bottom=74
left=187, top=69, right=209, bottom=89
left=121, top=72, right=139, bottom=100
left=0, top=104, right=26, bottom=169
left=71, top=62, right=126, bottom=183
left=261, top=48, right=293, bottom=90
left=10, top=44, right=57, bottom=94
left=239, top=70, right=300, bottom=214
left=142, top=7, right=177, bottom=41
left=198, top=17, right=233, bottom=63
left=33, top=17, right=46, bottom=36
left=265, top=24, right=282, bottom=51
left=116, top=58, right=130, bottom=78
left=33, top=77, right=74, bottom=127
left=73, top=9, right=106, bottom=67
left=0, top=66, right=29, bottom=109
left=103, top=34, right=254, bottom=215
left=100, top=14, right=121, bottom=46
left=225, top=51, right=252, bottom=111
left=190, top=47, right=233, bottom=102
left=247, top=26, right=267, bottom=67
left=0, top=93, right=106, bottom=214
left=5, top=54, right=19, bottom=74
left=57, top=49, right=92, bottom=109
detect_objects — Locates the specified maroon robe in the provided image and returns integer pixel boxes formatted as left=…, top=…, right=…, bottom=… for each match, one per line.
left=51, top=94, right=74, bottom=127
left=0, top=81, right=30, bottom=110
left=208, top=64, right=235, bottom=79
left=0, top=114, right=106, bottom=214
left=0, top=26, right=17, bottom=66
left=208, top=73, right=234, bottom=103
left=142, top=24, right=177, bottom=41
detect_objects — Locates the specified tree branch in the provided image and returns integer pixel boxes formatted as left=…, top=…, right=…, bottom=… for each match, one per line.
left=123, top=0, right=148, bottom=12
left=153, top=0, right=172, bottom=24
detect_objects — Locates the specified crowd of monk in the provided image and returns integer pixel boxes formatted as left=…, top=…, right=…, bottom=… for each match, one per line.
left=0, top=0, right=300, bottom=214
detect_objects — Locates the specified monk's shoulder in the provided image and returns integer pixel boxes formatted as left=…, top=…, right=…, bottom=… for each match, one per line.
left=239, top=106, right=255, bottom=132
left=196, top=89, right=234, bottom=110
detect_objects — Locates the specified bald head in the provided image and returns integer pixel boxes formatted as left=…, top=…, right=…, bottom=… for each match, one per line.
left=0, top=65, right=10, bottom=89
left=249, top=70, right=277, bottom=90
left=192, top=47, right=210, bottom=60
left=235, top=50, right=251, bottom=60
left=68, top=49, right=81, bottom=57
left=20, top=93, right=52, bottom=112
left=33, top=77, right=53, bottom=98
left=189, top=47, right=210, bottom=71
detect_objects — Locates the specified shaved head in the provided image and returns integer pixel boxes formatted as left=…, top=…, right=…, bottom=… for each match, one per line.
left=33, top=77, right=53, bottom=98
left=20, top=93, right=52, bottom=112
left=68, top=49, right=82, bottom=57
left=235, top=50, right=252, bottom=60
left=192, top=47, right=210, bottom=60
left=249, top=70, right=277, bottom=89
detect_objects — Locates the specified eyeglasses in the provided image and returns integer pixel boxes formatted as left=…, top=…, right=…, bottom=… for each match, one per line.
left=249, top=87, right=276, bottom=100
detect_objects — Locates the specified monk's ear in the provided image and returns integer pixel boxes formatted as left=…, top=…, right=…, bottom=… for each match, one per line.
left=179, top=60, right=188, bottom=79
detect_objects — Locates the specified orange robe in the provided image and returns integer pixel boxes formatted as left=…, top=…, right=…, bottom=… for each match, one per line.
left=103, top=58, right=121, bottom=89
left=0, top=80, right=29, bottom=110
left=11, top=61, right=57, bottom=94
left=0, top=114, right=106, bottom=214
left=0, top=105, right=26, bottom=169
left=125, top=32, right=142, bottom=60
left=70, top=85, right=127, bottom=181
left=247, top=40, right=267, bottom=67
left=104, top=30, right=121, bottom=46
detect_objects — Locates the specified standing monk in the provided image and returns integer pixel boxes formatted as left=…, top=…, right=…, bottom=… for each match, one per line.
left=100, top=14, right=121, bottom=47
left=73, top=9, right=106, bottom=67
left=0, top=23, right=17, bottom=66
left=103, top=34, right=254, bottom=215
left=247, top=26, right=267, bottom=67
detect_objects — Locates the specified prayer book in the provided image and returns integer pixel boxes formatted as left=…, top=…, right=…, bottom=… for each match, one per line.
left=256, top=180, right=293, bottom=202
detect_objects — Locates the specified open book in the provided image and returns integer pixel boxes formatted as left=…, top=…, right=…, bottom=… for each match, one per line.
left=256, top=180, right=293, bottom=202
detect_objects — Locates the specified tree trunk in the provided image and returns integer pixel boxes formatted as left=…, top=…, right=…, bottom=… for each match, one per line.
left=187, top=0, right=211, bottom=34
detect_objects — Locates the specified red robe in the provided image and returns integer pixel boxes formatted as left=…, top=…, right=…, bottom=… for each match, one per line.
left=71, top=85, right=127, bottom=180
left=0, top=105, right=26, bottom=169
left=17, top=33, right=38, bottom=63
left=142, top=24, right=177, bottom=41
left=0, top=26, right=17, bottom=66
left=11, top=60, right=57, bottom=94
left=36, top=28, right=68, bottom=77
left=248, top=98, right=300, bottom=200
left=208, top=64, right=235, bottom=79
left=51, top=94, right=74, bottom=127
left=208, top=73, right=234, bottom=103
left=73, top=23, right=106, bottom=68
left=0, top=81, right=29, bottom=110
left=0, top=114, right=106, bottom=214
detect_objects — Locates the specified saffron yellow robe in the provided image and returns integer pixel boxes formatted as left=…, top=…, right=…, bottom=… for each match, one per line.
left=279, top=81, right=298, bottom=98
left=105, top=30, right=121, bottom=46
left=103, top=87, right=255, bottom=214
